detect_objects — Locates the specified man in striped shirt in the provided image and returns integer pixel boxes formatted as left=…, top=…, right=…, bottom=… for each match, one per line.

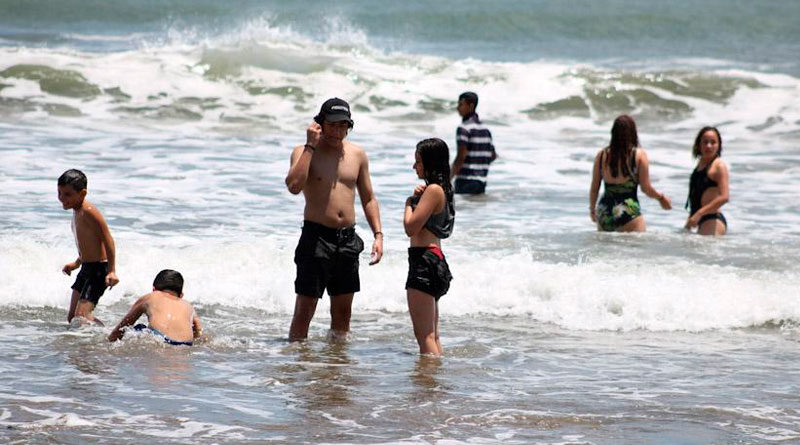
left=452, top=91, right=497, bottom=194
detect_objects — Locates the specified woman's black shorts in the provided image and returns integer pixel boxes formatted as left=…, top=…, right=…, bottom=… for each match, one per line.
left=405, top=246, right=452, bottom=300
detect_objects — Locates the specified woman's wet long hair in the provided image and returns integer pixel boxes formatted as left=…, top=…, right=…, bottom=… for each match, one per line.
left=692, top=126, right=723, bottom=159
left=416, top=138, right=452, bottom=195
left=606, top=114, right=640, bottom=178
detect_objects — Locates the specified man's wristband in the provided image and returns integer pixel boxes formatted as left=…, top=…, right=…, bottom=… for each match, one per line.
left=304, top=144, right=316, bottom=152
left=374, top=231, right=383, bottom=238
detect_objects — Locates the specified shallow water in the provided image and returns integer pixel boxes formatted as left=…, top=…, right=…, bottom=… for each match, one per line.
left=2, top=1, right=800, bottom=443
left=3, top=306, right=800, bottom=444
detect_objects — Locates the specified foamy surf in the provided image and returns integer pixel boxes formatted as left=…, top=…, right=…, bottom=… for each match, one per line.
left=1, top=33, right=798, bottom=143
left=3, top=2, right=800, bottom=443
left=3, top=236, right=798, bottom=332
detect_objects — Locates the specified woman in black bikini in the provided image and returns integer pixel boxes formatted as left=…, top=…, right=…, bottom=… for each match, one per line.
left=685, top=126, right=729, bottom=235
left=404, top=138, right=455, bottom=356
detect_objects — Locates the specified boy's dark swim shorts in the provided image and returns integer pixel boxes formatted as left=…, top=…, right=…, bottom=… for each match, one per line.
left=405, top=246, right=452, bottom=300
left=134, top=324, right=193, bottom=346
left=294, top=220, right=364, bottom=298
left=70, top=261, right=109, bottom=305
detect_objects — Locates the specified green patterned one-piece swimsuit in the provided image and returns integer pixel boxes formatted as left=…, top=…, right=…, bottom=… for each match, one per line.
left=596, top=179, right=641, bottom=231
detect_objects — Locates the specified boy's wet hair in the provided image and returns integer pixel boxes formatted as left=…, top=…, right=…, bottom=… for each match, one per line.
left=692, top=126, right=722, bottom=158
left=57, top=169, right=87, bottom=192
left=459, top=91, right=479, bottom=108
left=416, top=138, right=452, bottom=195
left=153, top=269, right=184, bottom=295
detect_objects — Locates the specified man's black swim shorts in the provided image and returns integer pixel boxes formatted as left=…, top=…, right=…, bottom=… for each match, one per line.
left=294, top=220, right=364, bottom=298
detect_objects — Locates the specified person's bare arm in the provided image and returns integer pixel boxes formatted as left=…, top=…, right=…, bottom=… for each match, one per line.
left=404, top=184, right=444, bottom=237
left=107, top=295, right=148, bottom=342
left=636, top=149, right=671, bottom=210
left=451, top=143, right=468, bottom=178
left=86, top=206, right=119, bottom=288
left=285, top=123, right=321, bottom=194
left=589, top=151, right=603, bottom=222
left=356, top=150, right=383, bottom=264
left=686, top=159, right=729, bottom=228
left=62, top=257, right=81, bottom=276
left=191, top=309, right=206, bottom=341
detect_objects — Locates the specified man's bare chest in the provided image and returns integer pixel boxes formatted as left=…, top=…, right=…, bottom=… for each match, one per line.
left=308, top=157, right=358, bottom=189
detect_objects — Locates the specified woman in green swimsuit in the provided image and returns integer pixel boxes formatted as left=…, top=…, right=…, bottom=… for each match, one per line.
left=589, top=115, right=672, bottom=232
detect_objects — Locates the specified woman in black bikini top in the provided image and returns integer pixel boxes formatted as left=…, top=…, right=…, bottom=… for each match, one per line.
left=404, top=138, right=455, bottom=356
left=685, top=126, right=729, bottom=235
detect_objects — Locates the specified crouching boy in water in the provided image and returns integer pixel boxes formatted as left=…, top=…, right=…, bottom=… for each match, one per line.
left=108, top=269, right=203, bottom=346
left=58, top=169, right=119, bottom=325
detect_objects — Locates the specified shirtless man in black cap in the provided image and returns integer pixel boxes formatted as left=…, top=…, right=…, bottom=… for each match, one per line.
left=285, top=98, right=383, bottom=341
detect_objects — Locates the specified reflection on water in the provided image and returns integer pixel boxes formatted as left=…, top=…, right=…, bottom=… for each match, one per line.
left=279, top=339, right=360, bottom=412
left=408, top=355, right=446, bottom=410
left=411, top=355, right=442, bottom=391
left=65, top=348, right=114, bottom=376
left=142, top=347, right=193, bottom=388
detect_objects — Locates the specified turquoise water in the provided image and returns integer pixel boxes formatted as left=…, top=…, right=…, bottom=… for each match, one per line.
left=2, top=0, right=800, bottom=72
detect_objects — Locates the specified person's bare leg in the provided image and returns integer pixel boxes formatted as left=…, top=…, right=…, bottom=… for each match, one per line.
left=329, top=293, right=354, bottom=340
left=620, top=215, right=646, bottom=232
left=67, top=289, right=80, bottom=323
left=73, top=299, right=103, bottom=326
left=407, top=289, right=439, bottom=356
left=714, top=220, right=727, bottom=236
left=289, top=295, right=319, bottom=341
left=698, top=219, right=726, bottom=236
left=434, top=301, right=443, bottom=356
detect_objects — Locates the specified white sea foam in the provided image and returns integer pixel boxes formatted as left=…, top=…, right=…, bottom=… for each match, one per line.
left=140, top=419, right=252, bottom=439
left=1, top=19, right=799, bottom=335
left=2, top=235, right=798, bottom=332
left=13, top=407, right=96, bottom=428
left=1, top=24, right=798, bottom=143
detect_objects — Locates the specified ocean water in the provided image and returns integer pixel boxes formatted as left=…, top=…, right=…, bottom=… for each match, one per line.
left=2, top=1, right=800, bottom=443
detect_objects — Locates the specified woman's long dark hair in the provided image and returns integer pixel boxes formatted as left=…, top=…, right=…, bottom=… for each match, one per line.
left=606, top=114, right=640, bottom=178
left=692, top=126, right=722, bottom=159
left=416, top=138, right=452, bottom=195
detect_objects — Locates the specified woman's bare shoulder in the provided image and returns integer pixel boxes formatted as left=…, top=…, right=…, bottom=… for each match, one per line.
left=423, top=183, right=445, bottom=198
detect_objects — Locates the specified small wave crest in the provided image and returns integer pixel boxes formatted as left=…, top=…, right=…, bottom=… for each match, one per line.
left=1, top=8, right=799, bottom=138
left=1, top=29, right=797, bottom=142
left=2, top=236, right=798, bottom=332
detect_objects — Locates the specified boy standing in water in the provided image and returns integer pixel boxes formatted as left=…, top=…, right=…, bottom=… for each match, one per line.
left=108, top=269, right=203, bottom=346
left=285, top=97, right=384, bottom=341
left=57, top=169, right=119, bottom=325
left=452, top=91, right=497, bottom=194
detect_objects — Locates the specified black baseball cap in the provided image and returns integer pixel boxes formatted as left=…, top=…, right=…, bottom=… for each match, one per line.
left=315, top=97, right=353, bottom=127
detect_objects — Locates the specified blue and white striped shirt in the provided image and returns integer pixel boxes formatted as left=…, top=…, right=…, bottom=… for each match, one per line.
left=456, top=113, right=495, bottom=183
